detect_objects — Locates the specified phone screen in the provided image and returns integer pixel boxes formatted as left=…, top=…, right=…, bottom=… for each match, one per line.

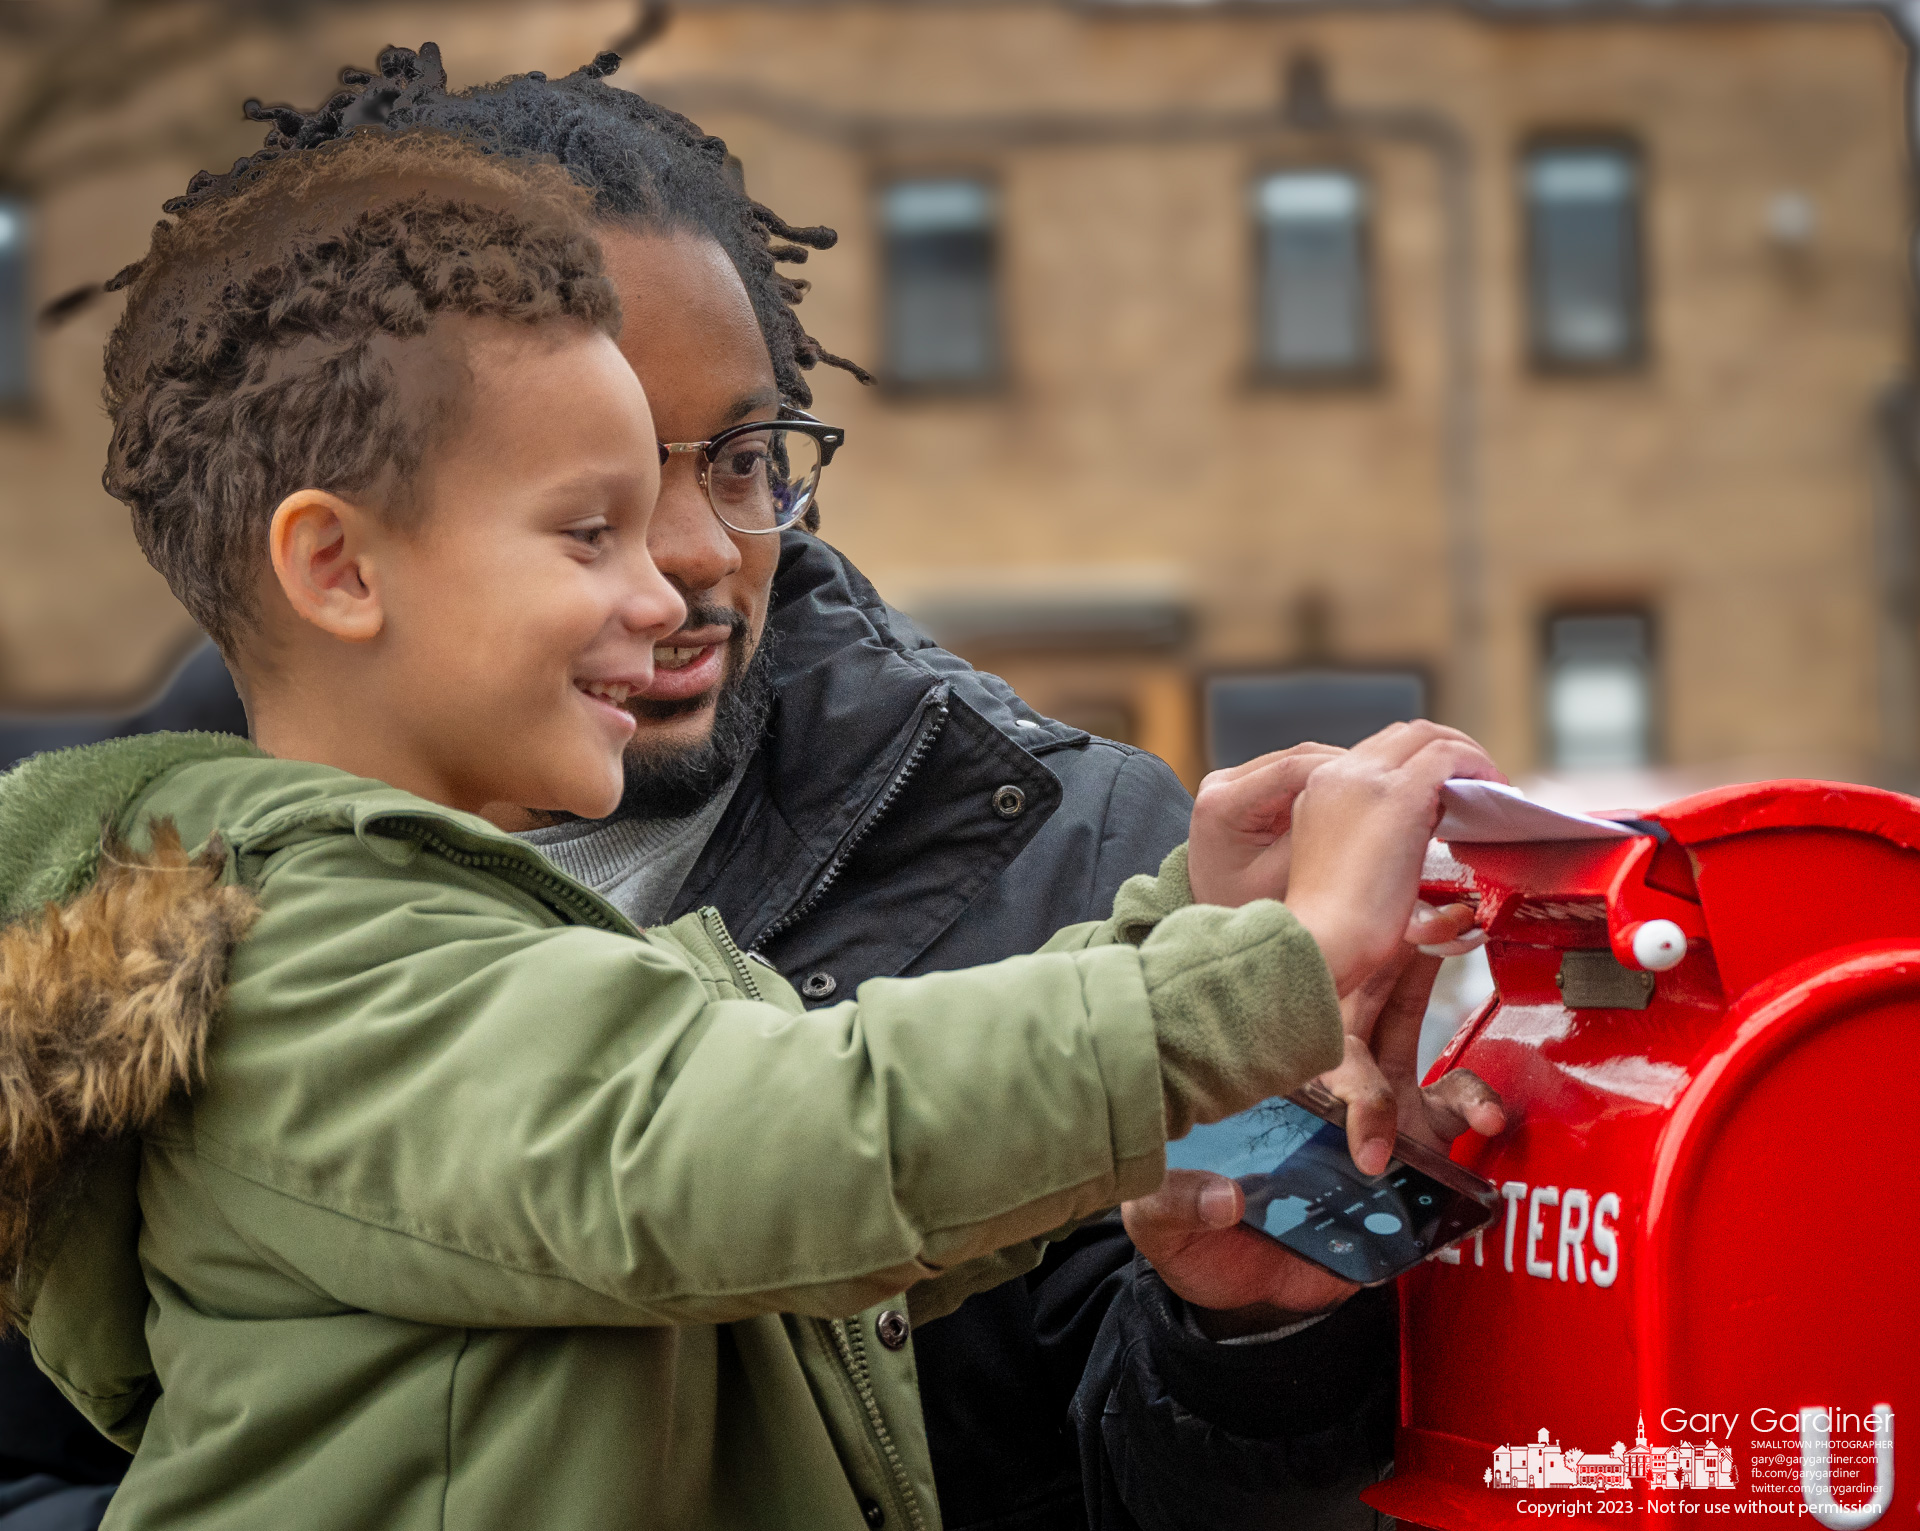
left=1164, top=1098, right=1497, bottom=1285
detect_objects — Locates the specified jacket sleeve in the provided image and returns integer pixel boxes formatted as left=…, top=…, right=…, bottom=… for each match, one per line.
left=1069, top=1250, right=1398, bottom=1531
left=183, top=831, right=1171, bottom=1329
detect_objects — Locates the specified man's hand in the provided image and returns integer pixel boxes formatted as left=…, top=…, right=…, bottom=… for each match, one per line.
left=1186, top=744, right=1344, bottom=907
left=1127, top=926, right=1504, bottom=1336
left=1124, top=1062, right=1506, bottom=1338
left=1324, top=927, right=1502, bottom=1174
left=1123, top=1170, right=1355, bottom=1336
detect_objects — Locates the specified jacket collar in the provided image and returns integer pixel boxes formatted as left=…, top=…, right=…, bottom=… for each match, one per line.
left=670, top=533, right=1085, bottom=954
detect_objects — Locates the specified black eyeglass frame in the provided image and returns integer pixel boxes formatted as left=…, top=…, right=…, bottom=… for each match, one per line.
left=656, top=408, right=847, bottom=536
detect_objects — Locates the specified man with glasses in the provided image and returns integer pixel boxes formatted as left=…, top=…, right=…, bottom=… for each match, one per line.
left=406, top=127, right=1417, bottom=1531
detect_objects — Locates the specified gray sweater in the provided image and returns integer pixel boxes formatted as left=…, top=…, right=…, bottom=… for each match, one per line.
left=515, top=772, right=743, bottom=928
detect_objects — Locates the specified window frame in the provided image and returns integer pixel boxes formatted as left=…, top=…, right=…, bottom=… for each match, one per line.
left=874, top=168, right=1006, bottom=397
left=1247, top=160, right=1382, bottom=389
left=1520, top=133, right=1650, bottom=377
left=1538, top=606, right=1661, bottom=772
left=0, top=192, right=30, bottom=415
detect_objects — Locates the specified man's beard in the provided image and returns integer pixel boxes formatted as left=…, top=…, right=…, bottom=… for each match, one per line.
left=611, top=606, right=777, bottom=821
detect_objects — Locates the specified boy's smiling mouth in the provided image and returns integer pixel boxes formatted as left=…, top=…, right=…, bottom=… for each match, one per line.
left=576, top=676, right=649, bottom=734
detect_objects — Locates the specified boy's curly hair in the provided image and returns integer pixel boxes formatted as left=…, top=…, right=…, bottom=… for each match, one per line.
left=103, top=129, right=619, bottom=654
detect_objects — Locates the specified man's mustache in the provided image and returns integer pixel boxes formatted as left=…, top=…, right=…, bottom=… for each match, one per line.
left=670, top=602, right=749, bottom=643
left=627, top=603, right=751, bottom=722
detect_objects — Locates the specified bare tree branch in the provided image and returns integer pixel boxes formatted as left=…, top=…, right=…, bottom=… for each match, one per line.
left=0, top=0, right=232, bottom=190
left=609, top=0, right=673, bottom=60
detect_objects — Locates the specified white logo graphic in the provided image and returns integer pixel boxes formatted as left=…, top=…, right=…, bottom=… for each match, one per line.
left=1487, top=1415, right=1736, bottom=1493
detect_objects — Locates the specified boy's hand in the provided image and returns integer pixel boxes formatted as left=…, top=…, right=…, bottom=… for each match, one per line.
left=1187, top=744, right=1344, bottom=907
left=1283, top=721, right=1503, bottom=995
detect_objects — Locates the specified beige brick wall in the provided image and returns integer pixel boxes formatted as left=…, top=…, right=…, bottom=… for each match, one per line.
left=1, top=0, right=1908, bottom=793
left=637, top=2, right=1913, bottom=783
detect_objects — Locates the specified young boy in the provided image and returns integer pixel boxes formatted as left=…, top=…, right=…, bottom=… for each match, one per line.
left=0, top=130, right=1494, bottom=1530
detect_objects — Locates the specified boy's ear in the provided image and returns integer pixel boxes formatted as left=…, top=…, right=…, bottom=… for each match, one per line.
left=268, top=490, right=386, bottom=643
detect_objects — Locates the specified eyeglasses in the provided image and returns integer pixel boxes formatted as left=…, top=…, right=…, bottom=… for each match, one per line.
left=657, top=409, right=846, bottom=535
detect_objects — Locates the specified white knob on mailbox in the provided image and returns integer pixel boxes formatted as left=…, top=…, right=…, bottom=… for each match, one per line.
left=1629, top=919, right=1688, bottom=972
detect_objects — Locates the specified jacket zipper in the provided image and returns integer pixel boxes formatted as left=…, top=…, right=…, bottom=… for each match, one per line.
left=826, top=1316, right=927, bottom=1531
left=403, top=829, right=630, bottom=933
left=401, top=827, right=765, bottom=1004
left=698, top=907, right=764, bottom=1001
left=759, top=693, right=943, bottom=1530
left=755, top=692, right=950, bottom=952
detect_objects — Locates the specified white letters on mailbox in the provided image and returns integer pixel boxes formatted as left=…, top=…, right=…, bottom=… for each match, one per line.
left=1437, top=1180, right=1622, bottom=1286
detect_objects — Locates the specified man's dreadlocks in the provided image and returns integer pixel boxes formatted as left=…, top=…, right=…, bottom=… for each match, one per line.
left=166, top=42, right=870, bottom=507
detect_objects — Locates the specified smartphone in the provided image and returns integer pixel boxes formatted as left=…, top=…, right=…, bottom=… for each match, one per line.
left=1163, top=1080, right=1501, bottom=1286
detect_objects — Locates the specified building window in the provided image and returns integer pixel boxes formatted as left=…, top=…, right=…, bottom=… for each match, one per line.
left=881, top=177, right=998, bottom=386
left=1254, top=170, right=1373, bottom=377
left=1544, top=613, right=1654, bottom=770
left=1524, top=143, right=1644, bottom=369
left=0, top=198, right=27, bottom=408
left=1206, top=670, right=1424, bottom=769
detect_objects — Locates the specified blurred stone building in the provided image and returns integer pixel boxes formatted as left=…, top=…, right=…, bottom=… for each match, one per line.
left=1, top=0, right=1914, bottom=791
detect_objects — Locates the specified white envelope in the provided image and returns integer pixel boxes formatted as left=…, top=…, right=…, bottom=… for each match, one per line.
left=1436, top=779, right=1638, bottom=844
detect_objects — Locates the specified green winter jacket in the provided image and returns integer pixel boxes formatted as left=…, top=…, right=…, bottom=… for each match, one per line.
left=0, top=735, right=1342, bottom=1531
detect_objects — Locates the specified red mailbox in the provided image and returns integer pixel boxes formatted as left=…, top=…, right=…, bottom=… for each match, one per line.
left=1363, top=780, right=1920, bottom=1531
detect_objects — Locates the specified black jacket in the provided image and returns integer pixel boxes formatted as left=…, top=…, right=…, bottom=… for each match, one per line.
left=2, top=535, right=1395, bottom=1531
left=669, top=534, right=1397, bottom=1531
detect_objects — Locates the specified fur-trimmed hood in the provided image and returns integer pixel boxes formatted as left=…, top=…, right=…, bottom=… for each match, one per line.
left=0, top=733, right=259, bottom=1328
left=0, top=826, right=256, bottom=1326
